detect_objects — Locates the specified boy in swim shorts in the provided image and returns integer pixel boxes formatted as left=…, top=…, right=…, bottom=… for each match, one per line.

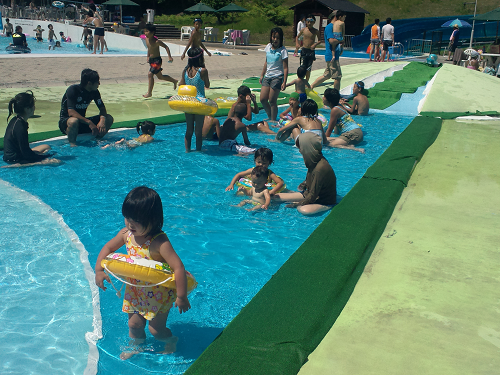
left=296, top=14, right=321, bottom=81
left=285, top=66, right=311, bottom=103
left=228, top=86, right=275, bottom=135
left=341, top=81, right=369, bottom=116
left=33, top=25, right=44, bottom=42
left=143, top=24, right=177, bottom=98
left=47, top=24, right=57, bottom=50
left=181, top=18, right=212, bottom=60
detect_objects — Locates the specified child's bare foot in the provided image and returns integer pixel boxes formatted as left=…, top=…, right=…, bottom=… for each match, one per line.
left=120, top=349, right=142, bottom=360
left=120, top=338, right=145, bottom=360
left=158, top=336, right=179, bottom=354
left=143, top=93, right=152, bottom=98
left=173, top=80, right=178, bottom=90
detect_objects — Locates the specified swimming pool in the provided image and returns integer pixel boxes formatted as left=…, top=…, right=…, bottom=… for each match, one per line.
left=0, top=35, right=144, bottom=55
left=0, top=108, right=416, bottom=374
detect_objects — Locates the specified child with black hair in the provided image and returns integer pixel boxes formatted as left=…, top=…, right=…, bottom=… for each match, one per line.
left=95, top=186, right=191, bottom=359
left=260, top=27, right=288, bottom=122
left=48, top=24, right=57, bottom=50
left=226, top=147, right=284, bottom=196
left=3, top=91, right=60, bottom=167
left=33, top=25, right=44, bottom=42
left=234, top=166, right=271, bottom=211
left=285, top=66, right=311, bottom=103
left=181, top=18, right=212, bottom=60
left=179, top=47, right=210, bottom=152
left=276, top=99, right=327, bottom=146
left=279, top=92, right=301, bottom=123
left=323, top=88, right=365, bottom=153
left=101, top=121, right=156, bottom=149
left=143, top=24, right=177, bottom=98
left=228, top=85, right=275, bottom=134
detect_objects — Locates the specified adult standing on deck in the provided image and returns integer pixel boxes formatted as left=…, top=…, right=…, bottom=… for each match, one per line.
left=311, top=11, right=342, bottom=91
left=59, top=69, right=114, bottom=146
left=447, top=25, right=460, bottom=61
left=84, top=4, right=108, bottom=54
left=380, top=18, right=394, bottom=62
left=369, top=19, right=381, bottom=61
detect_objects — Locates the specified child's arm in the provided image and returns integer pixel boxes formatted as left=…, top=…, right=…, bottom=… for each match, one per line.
left=305, top=79, right=312, bottom=89
left=200, top=40, right=212, bottom=57
left=228, top=102, right=237, bottom=118
left=157, top=237, right=190, bottom=313
left=249, top=93, right=259, bottom=114
left=243, top=96, right=254, bottom=121
left=181, top=31, right=194, bottom=60
left=241, top=126, right=251, bottom=146
left=94, top=228, right=127, bottom=291
left=268, top=172, right=284, bottom=196
left=259, top=60, right=267, bottom=84
left=179, top=68, right=186, bottom=86
left=159, top=40, right=173, bottom=62
left=281, top=57, right=289, bottom=91
left=279, top=105, right=292, bottom=119
left=312, top=29, right=322, bottom=49
left=225, top=167, right=253, bottom=191
left=285, top=78, right=297, bottom=88
left=261, top=189, right=271, bottom=209
left=325, top=108, right=339, bottom=137
left=295, top=29, right=304, bottom=48
left=200, top=67, right=210, bottom=89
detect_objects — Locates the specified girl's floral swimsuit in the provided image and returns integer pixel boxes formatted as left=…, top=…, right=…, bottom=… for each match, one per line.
left=122, top=231, right=175, bottom=320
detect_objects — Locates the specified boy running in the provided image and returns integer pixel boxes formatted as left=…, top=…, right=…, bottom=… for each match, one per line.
left=181, top=18, right=212, bottom=60
left=296, top=15, right=321, bottom=81
left=143, top=24, right=177, bottom=98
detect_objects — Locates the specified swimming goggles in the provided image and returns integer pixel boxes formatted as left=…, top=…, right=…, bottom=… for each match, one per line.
left=306, top=18, right=315, bottom=22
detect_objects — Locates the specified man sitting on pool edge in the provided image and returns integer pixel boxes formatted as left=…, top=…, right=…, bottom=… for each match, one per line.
left=59, top=69, right=114, bottom=146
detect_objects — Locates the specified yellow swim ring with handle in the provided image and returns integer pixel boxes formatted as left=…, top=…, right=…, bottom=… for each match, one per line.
left=306, top=88, right=323, bottom=107
left=101, top=253, right=198, bottom=292
left=168, top=85, right=218, bottom=116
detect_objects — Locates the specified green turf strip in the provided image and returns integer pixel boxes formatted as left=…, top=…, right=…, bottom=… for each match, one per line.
left=367, top=62, right=440, bottom=110
left=184, top=116, right=442, bottom=375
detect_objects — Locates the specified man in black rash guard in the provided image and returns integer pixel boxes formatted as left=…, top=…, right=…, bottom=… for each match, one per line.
left=12, top=26, right=28, bottom=47
left=59, top=68, right=114, bottom=146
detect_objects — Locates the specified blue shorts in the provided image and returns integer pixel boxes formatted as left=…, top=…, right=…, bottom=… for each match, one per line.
left=299, top=93, right=307, bottom=103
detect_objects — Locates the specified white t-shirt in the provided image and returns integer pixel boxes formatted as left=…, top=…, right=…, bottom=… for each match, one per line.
left=297, top=20, right=306, bottom=35
left=264, top=44, right=288, bottom=78
left=381, top=24, right=394, bottom=41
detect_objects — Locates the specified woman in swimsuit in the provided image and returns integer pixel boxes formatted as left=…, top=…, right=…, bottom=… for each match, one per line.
left=84, top=5, right=108, bottom=54
left=323, top=88, right=365, bottom=153
left=276, top=99, right=327, bottom=146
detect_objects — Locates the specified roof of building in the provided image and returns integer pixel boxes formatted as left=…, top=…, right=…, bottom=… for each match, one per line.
left=290, top=0, right=369, bottom=14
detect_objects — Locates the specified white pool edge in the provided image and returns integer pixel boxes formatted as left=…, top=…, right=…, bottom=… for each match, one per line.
left=0, top=178, right=102, bottom=375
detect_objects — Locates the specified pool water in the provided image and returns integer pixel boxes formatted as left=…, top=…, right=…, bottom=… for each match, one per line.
left=0, top=109, right=416, bottom=374
left=0, top=35, right=144, bottom=55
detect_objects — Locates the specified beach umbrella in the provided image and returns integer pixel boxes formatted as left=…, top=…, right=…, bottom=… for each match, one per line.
left=102, top=0, right=139, bottom=24
left=184, top=2, right=217, bottom=15
left=441, top=19, right=472, bottom=28
left=216, top=3, right=248, bottom=29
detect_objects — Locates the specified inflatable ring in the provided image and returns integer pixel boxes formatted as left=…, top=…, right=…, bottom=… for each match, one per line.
left=214, top=96, right=238, bottom=109
left=236, top=176, right=286, bottom=193
left=168, top=85, right=218, bottom=116
left=5, top=45, right=31, bottom=54
left=52, top=1, right=64, bottom=8
left=101, top=253, right=198, bottom=292
left=306, top=88, right=323, bottom=106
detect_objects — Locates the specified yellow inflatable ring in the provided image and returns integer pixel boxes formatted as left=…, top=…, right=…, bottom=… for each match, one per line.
left=306, top=88, right=323, bottom=106
left=101, top=253, right=198, bottom=292
left=215, top=97, right=238, bottom=109
left=236, top=176, right=286, bottom=193
left=168, top=85, right=218, bottom=116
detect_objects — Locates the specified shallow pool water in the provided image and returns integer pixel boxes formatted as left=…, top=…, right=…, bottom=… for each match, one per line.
left=0, top=109, right=415, bottom=374
left=0, top=35, right=143, bottom=55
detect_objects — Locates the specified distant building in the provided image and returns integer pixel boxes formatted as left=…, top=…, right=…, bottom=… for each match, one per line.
left=290, top=0, right=369, bottom=39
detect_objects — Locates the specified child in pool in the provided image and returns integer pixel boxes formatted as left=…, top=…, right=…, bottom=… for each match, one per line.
left=225, top=147, right=284, bottom=196
left=33, top=25, right=44, bottom=42
left=234, top=166, right=271, bottom=211
left=285, top=66, right=311, bottom=103
left=2, top=91, right=60, bottom=168
left=276, top=99, right=327, bottom=146
left=95, top=186, right=191, bottom=359
left=47, top=24, right=57, bottom=50
left=279, top=92, right=301, bottom=123
left=101, top=121, right=156, bottom=149
left=59, top=31, right=67, bottom=42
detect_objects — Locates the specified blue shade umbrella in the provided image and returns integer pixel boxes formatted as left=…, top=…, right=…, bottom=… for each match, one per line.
left=441, top=18, right=472, bottom=28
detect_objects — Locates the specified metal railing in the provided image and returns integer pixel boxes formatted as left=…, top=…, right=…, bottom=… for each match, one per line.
left=405, top=38, right=432, bottom=55
left=343, top=34, right=354, bottom=50
left=1, top=5, right=85, bottom=22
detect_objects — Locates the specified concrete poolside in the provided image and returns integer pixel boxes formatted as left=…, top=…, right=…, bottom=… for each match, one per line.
left=1, top=48, right=499, bottom=374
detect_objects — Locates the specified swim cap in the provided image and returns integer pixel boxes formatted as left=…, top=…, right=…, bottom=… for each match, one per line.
left=290, top=92, right=300, bottom=100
